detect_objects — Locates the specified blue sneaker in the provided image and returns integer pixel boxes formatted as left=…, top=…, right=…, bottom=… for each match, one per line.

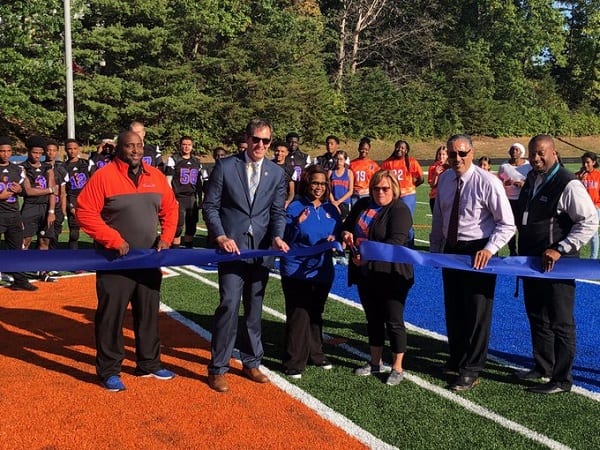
left=139, top=368, right=175, bottom=380
left=102, top=375, right=125, bottom=392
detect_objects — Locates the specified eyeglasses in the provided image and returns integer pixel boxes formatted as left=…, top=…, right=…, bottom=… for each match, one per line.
left=310, top=181, right=328, bottom=187
left=448, top=149, right=471, bottom=159
left=250, top=136, right=271, bottom=145
left=372, top=186, right=391, bottom=192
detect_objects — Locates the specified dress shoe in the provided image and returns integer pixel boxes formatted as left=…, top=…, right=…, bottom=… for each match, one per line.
left=208, top=374, right=229, bottom=392
left=242, top=367, right=269, bottom=383
left=9, top=282, right=38, bottom=291
left=515, top=369, right=548, bottom=381
left=449, top=375, right=479, bottom=392
left=527, top=381, right=570, bottom=395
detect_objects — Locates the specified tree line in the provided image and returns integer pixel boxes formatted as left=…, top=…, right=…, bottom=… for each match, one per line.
left=1, top=0, right=599, bottom=154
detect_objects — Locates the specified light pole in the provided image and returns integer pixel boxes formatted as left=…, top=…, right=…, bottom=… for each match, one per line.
left=64, top=0, right=75, bottom=139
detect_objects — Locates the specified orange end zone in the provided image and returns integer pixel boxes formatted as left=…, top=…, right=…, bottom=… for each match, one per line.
left=0, top=276, right=366, bottom=449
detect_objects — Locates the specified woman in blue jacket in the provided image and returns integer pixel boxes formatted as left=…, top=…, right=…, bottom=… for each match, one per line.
left=280, top=166, right=342, bottom=379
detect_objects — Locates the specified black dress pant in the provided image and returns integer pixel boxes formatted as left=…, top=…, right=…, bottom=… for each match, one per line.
left=281, top=276, right=332, bottom=372
left=443, top=239, right=496, bottom=377
left=95, top=268, right=163, bottom=380
left=0, top=212, right=30, bottom=286
left=522, top=277, right=575, bottom=389
left=356, top=271, right=411, bottom=353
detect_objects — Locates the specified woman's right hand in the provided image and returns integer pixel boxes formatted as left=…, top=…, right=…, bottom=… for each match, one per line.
left=298, top=207, right=310, bottom=224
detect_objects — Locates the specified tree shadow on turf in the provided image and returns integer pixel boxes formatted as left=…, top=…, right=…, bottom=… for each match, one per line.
left=0, top=303, right=212, bottom=385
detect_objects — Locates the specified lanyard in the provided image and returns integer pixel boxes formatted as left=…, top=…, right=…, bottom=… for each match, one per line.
left=530, top=163, right=560, bottom=201
left=522, top=163, right=560, bottom=226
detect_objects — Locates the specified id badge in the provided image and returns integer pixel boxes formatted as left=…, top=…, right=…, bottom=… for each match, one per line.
left=522, top=211, right=528, bottom=226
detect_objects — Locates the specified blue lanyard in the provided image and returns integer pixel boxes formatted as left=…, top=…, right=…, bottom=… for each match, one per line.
left=530, top=163, right=560, bottom=201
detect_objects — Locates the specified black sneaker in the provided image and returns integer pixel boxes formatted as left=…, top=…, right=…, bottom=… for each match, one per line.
left=37, top=271, right=56, bottom=282
left=1, top=272, right=15, bottom=283
left=10, top=282, right=38, bottom=291
left=315, top=359, right=333, bottom=370
left=284, top=369, right=302, bottom=379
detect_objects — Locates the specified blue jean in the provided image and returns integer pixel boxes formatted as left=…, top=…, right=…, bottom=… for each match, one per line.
left=590, top=208, right=600, bottom=259
left=400, top=193, right=416, bottom=243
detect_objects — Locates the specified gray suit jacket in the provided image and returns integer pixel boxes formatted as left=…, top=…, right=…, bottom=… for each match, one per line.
left=202, top=152, right=286, bottom=250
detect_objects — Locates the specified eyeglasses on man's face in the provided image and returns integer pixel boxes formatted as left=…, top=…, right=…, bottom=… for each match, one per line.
left=448, top=149, right=471, bottom=159
left=250, top=136, right=271, bottom=145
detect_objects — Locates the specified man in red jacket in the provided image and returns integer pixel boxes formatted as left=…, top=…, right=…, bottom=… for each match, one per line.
left=76, top=130, right=179, bottom=392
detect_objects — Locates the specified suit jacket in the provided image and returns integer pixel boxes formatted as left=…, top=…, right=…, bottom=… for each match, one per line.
left=202, top=152, right=286, bottom=251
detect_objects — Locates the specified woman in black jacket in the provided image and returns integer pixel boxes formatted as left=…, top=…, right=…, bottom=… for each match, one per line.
left=342, top=170, right=414, bottom=386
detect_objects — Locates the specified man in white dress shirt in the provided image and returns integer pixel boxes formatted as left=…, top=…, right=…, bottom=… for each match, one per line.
left=430, top=134, right=515, bottom=392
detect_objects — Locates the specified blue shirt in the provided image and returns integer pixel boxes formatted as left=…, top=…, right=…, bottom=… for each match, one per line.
left=280, top=198, right=341, bottom=282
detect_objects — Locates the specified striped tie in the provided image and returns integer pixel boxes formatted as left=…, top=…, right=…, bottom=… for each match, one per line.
left=248, top=162, right=259, bottom=202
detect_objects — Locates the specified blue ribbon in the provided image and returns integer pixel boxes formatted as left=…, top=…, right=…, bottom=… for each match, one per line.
left=359, top=241, right=600, bottom=280
left=3, top=240, right=598, bottom=280
left=0, top=242, right=343, bottom=272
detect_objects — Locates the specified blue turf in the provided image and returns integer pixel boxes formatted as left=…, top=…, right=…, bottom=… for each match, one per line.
left=329, top=263, right=600, bottom=393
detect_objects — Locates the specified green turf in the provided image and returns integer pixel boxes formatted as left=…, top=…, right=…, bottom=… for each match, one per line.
left=161, top=268, right=600, bottom=450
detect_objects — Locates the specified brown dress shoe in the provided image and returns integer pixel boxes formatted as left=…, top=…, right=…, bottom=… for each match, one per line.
left=242, top=367, right=269, bottom=383
left=208, top=374, right=229, bottom=392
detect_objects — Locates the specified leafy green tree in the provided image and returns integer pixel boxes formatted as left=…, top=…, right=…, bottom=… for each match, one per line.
left=556, top=0, right=600, bottom=110
left=0, top=1, right=67, bottom=140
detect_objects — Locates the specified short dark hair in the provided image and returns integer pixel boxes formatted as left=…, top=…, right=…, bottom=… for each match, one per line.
left=359, top=137, right=371, bottom=147
left=45, top=139, right=60, bottom=149
left=65, top=138, right=80, bottom=146
left=0, top=136, right=12, bottom=146
left=212, top=146, right=227, bottom=158
left=325, top=135, right=339, bottom=144
left=271, top=140, right=288, bottom=151
left=286, top=132, right=299, bottom=141
left=179, top=136, right=193, bottom=145
left=26, top=135, right=46, bottom=150
left=245, top=118, right=273, bottom=137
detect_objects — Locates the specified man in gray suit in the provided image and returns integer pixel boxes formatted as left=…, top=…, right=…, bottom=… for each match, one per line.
left=202, top=118, right=289, bottom=392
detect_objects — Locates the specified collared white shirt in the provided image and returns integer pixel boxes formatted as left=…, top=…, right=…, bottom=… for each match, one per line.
left=530, top=173, right=598, bottom=254
left=430, top=164, right=516, bottom=254
left=244, top=153, right=263, bottom=188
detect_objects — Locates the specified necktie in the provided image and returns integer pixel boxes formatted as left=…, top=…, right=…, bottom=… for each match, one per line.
left=447, top=177, right=462, bottom=248
left=248, top=162, right=259, bottom=202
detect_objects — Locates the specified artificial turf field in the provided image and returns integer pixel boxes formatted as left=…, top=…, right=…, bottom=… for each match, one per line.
left=158, top=170, right=599, bottom=449
left=2, top=164, right=599, bottom=449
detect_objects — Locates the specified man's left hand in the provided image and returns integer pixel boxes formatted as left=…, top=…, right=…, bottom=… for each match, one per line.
left=472, top=249, right=492, bottom=270
left=272, top=236, right=289, bottom=253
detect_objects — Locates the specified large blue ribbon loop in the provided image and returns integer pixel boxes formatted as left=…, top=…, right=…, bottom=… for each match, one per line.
left=359, top=241, right=600, bottom=280
left=2, top=240, right=598, bottom=280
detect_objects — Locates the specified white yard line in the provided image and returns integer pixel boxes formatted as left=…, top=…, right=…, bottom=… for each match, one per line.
left=165, top=265, right=583, bottom=450
left=163, top=266, right=396, bottom=450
